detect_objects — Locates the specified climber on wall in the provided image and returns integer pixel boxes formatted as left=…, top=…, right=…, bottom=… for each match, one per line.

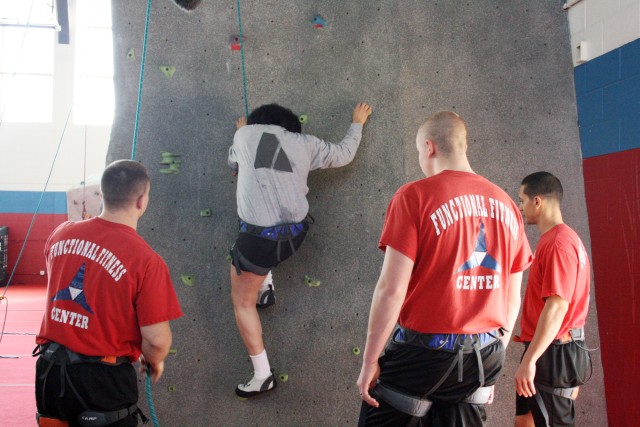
left=228, top=102, right=372, bottom=398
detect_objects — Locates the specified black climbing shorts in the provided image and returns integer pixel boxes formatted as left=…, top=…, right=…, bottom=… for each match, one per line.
left=230, top=220, right=309, bottom=275
left=515, top=341, right=590, bottom=426
left=35, top=357, right=138, bottom=427
left=358, top=338, right=505, bottom=427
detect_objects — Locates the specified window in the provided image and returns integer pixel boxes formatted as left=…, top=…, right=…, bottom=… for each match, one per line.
left=73, top=0, right=113, bottom=125
left=0, top=0, right=55, bottom=123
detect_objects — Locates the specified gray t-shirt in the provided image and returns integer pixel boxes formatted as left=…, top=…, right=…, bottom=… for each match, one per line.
left=228, top=123, right=363, bottom=226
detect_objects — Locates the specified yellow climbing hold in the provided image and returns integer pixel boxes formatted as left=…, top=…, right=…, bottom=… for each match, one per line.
left=181, top=274, right=195, bottom=286
left=304, top=275, right=321, bottom=287
left=159, top=65, right=176, bottom=78
left=279, top=373, right=289, bottom=382
left=352, top=346, right=361, bottom=356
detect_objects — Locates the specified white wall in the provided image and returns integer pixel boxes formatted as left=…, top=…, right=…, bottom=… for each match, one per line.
left=567, top=0, right=640, bottom=65
left=0, top=0, right=111, bottom=193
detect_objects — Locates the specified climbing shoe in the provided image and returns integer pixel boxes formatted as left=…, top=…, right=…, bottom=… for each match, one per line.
left=235, top=371, right=277, bottom=398
left=256, top=272, right=275, bottom=308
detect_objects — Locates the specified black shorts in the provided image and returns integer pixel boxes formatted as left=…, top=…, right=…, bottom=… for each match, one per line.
left=515, top=341, right=590, bottom=426
left=230, top=221, right=309, bottom=275
left=35, top=357, right=138, bottom=427
left=358, top=338, right=505, bottom=427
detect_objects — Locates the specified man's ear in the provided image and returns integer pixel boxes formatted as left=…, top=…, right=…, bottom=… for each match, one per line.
left=135, top=194, right=144, bottom=210
left=534, top=195, right=543, bottom=208
left=426, top=140, right=436, bottom=157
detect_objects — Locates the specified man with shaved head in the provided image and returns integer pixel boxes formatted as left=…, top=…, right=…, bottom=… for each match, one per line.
left=357, top=111, right=532, bottom=426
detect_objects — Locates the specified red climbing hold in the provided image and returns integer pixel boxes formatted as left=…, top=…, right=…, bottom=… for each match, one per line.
left=229, top=35, right=246, bottom=51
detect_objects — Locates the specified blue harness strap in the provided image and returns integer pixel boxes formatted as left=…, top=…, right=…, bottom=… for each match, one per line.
left=239, top=220, right=306, bottom=241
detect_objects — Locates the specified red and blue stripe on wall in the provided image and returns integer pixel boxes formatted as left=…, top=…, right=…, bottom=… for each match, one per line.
left=0, top=191, right=67, bottom=285
left=575, top=37, right=640, bottom=425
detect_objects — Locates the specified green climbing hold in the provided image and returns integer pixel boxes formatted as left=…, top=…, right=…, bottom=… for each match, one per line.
left=159, top=65, right=176, bottom=78
left=200, top=208, right=212, bottom=217
left=352, top=346, right=361, bottom=356
left=304, top=275, right=321, bottom=287
left=168, top=385, right=177, bottom=392
left=160, top=152, right=181, bottom=174
left=279, top=374, right=289, bottom=382
left=181, top=274, right=195, bottom=286
left=169, top=348, right=177, bottom=355
left=237, top=396, right=248, bottom=401
left=127, top=48, right=135, bottom=60
left=226, top=254, right=233, bottom=262
left=298, top=114, right=308, bottom=124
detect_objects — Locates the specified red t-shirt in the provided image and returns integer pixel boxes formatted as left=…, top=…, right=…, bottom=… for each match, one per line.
left=36, top=218, right=183, bottom=361
left=519, top=224, right=590, bottom=341
left=379, top=170, right=532, bottom=334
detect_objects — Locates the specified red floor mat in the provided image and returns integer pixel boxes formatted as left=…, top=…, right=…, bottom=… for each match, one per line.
left=0, top=284, right=46, bottom=426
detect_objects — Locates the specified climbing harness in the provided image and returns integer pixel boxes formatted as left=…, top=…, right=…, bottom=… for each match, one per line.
left=231, top=215, right=313, bottom=276
left=523, top=328, right=591, bottom=427
left=373, top=381, right=494, bottom=418
left=33, top=342, right=148, bottom=427
left=371, top=325, right=504, bottom=417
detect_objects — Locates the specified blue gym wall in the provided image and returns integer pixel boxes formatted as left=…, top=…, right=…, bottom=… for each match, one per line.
left=576, top=38, right=640, bottom=425
left=107, top=1, right=607, bottom=425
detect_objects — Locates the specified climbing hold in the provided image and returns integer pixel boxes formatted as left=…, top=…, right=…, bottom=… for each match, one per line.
left=229, top=35, right=246, bottom=51
left=160, top=151, right=181, bottom=164
left=304, top=275, right=321, bottom=287
left=200, top=208, right=212, bottom=217
left=352, top=347, right=361, bottom=356
left=171, top=0, right=203, bottom=11
left=127, top=48, right=135, bottom=60
left=237, top=396, right=248, bottom=401
left=298, top=115, right=308, bottom=124
left=313, top=14, right=327, bottom=28
left=279, top=374, right=289, bottom=382
left=159, top=65, right=176, bottom=78
left=181, top=274, right=195, bottom=286
left=168, top=385, right=177, bottom=392
left=160, top=152, right=181, bottom=174
left=226, top=254, right=233, bottom=262
left=168, top=348, right=177, bottom=355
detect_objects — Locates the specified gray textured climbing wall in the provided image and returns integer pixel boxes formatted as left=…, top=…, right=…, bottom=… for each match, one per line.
left=108, top=1, right=606, bottom=426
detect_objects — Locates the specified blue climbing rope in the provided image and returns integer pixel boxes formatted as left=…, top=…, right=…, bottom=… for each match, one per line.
left=131, top=0, right=153, bottom=160
left=236, top=0, right=249, bottom=118
left=130, top=2, right=160, bottom=424
left=146, top=366, right=160, bottom=427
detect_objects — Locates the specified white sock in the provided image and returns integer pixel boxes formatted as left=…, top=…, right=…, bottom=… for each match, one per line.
left=259, top=270, right=273, bottom=293
left=250, top=349, right=271, bottom=380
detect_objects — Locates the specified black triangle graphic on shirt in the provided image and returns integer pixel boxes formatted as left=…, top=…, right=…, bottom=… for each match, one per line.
left=254, top=133, right=279, bottom=169
left=273, top=149, right=293, bottom=172
left=254, top=132, right=293, bottom=173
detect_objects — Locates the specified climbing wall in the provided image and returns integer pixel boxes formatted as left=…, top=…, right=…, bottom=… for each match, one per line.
left=107, top=1, right=606, bottom=425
